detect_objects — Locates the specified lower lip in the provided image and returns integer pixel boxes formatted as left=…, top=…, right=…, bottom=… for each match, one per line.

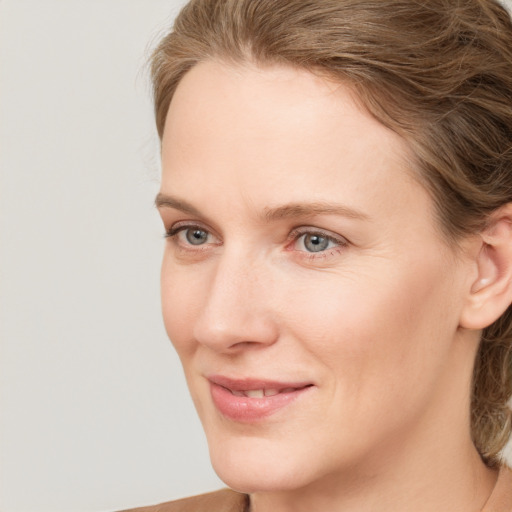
left=210, top=383, right=312, bottom=423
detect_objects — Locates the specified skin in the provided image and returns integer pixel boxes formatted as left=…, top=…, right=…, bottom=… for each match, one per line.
left=157, top=60, right=499, bottom=512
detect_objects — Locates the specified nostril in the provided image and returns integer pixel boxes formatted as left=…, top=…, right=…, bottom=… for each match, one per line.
left=230, top=340, right=264, bottom=349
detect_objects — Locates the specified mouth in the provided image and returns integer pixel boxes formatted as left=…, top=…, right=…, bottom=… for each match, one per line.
left=229, top=387, right=305, bottom=398
left=207, top=375, right=314, bottom=422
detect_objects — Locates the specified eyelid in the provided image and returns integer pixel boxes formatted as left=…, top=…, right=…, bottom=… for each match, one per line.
left=285, top=226, right=349, bottom=261
left=165, top=221, right=222, bottom=246
left=288, top=226, right=349, bottom=246
left=167, top=220, right=211, bottom=236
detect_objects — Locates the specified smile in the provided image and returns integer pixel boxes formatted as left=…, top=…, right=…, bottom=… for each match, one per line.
left=208, top=376, right=314, bottom=422
left=230, top=387, right=299, bottom=398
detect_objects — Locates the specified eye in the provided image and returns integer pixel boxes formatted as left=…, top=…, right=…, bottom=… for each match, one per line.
left=183, top=228, right=209, bottom=245
left=298, top=233, right=335, bottom=253
left=166, top=224, right=219, bottom=248
left=290, top=228, right=347, bottom=256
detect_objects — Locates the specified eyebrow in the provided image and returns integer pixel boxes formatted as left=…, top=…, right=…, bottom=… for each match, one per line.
left=155, top=193, right=202, bottom=216
left=263, top=202, right=369, bottom=222
left=155, top=193, right=369, bottom=222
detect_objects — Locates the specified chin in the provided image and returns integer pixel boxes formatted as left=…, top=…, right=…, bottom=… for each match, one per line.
left=206, top=431, right=329, bottom=494
left=211, top=452, right=305, bottom=494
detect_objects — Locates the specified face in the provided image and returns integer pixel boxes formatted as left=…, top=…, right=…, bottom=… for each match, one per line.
left=158, top=61, right=474, bottom=493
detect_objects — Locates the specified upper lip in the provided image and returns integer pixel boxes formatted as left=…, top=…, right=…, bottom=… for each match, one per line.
left=208, top=375, right=313, bottom=392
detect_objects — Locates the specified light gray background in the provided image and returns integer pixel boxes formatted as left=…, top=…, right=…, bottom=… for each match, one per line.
left=1, top=1, right=511, bottom=512
left=0, top=1, right=223, bottom=511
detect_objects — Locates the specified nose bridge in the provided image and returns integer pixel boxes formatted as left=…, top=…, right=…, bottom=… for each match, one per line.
left=193, top=246, right=277, bottom=351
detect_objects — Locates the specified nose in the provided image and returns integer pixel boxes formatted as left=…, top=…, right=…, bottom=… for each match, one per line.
left=192, top=250, right=279, bottom=353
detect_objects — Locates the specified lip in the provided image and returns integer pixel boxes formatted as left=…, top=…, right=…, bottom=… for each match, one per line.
left=208, top=375, right=314, bottom=423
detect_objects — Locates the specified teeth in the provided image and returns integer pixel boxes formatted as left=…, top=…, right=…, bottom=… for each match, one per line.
left=245, top=389, right=265, bottom=398
left=229, top=387, right=301, bottom=397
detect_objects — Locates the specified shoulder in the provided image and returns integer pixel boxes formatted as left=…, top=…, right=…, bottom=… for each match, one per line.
left=118, top=488, right=249, bottom=512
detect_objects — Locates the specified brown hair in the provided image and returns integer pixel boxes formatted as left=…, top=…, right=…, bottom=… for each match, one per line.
left=150, top=0, right=512, bottom=466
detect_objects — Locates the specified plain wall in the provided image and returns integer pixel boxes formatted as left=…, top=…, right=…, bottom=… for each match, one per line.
left=0, top=2, right=223, bottom=511
left=1, top=1, right=511, bottom=512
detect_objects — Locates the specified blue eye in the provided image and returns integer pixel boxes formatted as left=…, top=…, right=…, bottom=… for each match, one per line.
left=185, top=228, right=209, bottom=245
left=166, top=225, right=216, bottom=247
left=302, top=234, right=330, bottom=252
left=294, top=232, right=341, bottom=253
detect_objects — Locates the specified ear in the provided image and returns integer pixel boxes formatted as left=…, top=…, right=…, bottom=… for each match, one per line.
left=460, top=204, right=512, bottom=330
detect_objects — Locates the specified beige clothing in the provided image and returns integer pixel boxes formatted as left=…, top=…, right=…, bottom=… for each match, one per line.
left=121, top=465, right=512, bottom=512
left=119, top=488, right=247, bottom=512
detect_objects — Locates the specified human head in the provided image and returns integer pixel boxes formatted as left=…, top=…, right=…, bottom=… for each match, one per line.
left=151, top=0, right=512, bottom=466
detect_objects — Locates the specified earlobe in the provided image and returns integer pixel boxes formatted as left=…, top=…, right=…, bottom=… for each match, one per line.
left=460, top=204, right=512, bottom=330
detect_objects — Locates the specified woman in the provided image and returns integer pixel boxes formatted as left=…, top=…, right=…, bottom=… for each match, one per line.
left=124, top=1, right=512, bottom=510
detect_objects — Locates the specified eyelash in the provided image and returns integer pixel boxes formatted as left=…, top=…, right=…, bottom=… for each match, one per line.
left=165, top=223, right=348, bottom=259
left=287, top=227, right=348, bottom=259
left=165, top=223, right=218, bottom=252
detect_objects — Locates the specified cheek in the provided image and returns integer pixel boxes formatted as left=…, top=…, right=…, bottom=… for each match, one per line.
left=280, top=261, right=458, bottom=396
left=160, top=256, right=204, bottom=356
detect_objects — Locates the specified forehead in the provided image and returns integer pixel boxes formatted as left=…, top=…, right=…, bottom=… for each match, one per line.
left=163, top=59, right=406, bottom=160
left=160, top=60, right=426, bottom=223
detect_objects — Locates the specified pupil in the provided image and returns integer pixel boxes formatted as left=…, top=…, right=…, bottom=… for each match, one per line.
left=186, top=229, right=207, bottom=245
left=305, top=234, right=329, bottom=252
